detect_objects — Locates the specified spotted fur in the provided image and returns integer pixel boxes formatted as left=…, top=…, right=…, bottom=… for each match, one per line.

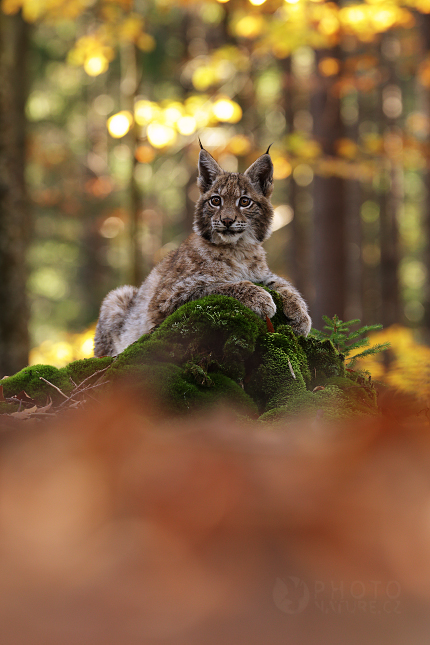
left=94, top=148, right=311, bottom=357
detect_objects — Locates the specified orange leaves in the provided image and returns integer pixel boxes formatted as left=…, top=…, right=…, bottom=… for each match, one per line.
left=418, top=57, right=430, bottom=89
left=351, top=326, right=430, bottom=402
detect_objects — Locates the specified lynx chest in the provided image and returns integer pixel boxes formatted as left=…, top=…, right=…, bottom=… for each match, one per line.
left=198, top=245, right=268, bottom=284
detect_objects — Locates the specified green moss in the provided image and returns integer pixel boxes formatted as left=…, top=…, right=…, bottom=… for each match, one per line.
left=0, top=293, right=378, bottom=421
left=297, top=335, right=345, bottom=386
left=66, top=356, right=113, bottom=384
left=0, top=357, right=114, bottom=405
left=1, top=364, right=72, bottom=404
left=260, top=384, right=376, bottom=423
left=323, top=376, right=378, bottom=414
left=246, top=331, right=308, bottom=413
left=0, top=401, right=19, bottom=414
left=111, top=294, right=265, bottom=383
left=112, top=362, right=257, bottom=416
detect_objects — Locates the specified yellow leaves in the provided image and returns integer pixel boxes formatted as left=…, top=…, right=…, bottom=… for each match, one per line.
left=418, top=58, right=430, bottom=88
left=135, top=145, right=155, bottom=164
left=228, top=135, right=252, bottom=156
left=2, top=0, right=93, bottom=22
left=1, top=0, right=22, bottom=15
left=351, top=326, right=430, bottom=402
left=338, top=3, right=414, bottom=41
left=107, top=111, right=133, bottom=138
left=177, top=116, right=197, bottom=136
left=147, top=123, right=177, bottom=148
left=30, top=326, right=96, bottom=368
left=317, top=2, right=340, bottom=36
left=131, top=95, right=245, bottom=151
left=118, top=13, right=145, bottom=42
left=68, top=34, right=115, bottom=77
left=361, top=132, right=384, bottom=155
left=414, top=0, right=430, bottom=12
left=188, top=47, right=249, bottom=92
left=134, top=100, right=161, bottom=126
left=192, top=66, right=219, bottom=92
left=212, top=98, right=242, bottom=123
left=2, top=1, right=155, bottom=76
left=232, top=14, right=265, bottom=39
left=318, top=57, right=340, bottom=76
left=273, top=156, right=293, bottom=179
left=336, top=138, right=359, bottom=160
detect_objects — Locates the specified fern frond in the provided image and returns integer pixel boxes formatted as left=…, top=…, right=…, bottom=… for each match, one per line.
left=347, top=342, right=391, bottom=367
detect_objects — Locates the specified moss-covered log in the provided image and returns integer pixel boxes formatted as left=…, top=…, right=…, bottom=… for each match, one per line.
left=1, top=292, right=379, bottom=420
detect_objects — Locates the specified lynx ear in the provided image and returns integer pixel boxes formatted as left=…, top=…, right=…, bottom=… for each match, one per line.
left=198, top=149, right=223, bottom=193
left=244, top=153, right=274, bottom=197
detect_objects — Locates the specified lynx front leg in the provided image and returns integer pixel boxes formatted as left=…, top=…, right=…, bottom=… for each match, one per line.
left=151, top=279, right=276, bottom=322
left=203, top=281, right=277, bottom=319
left=263, top=274, right=312, bottom=336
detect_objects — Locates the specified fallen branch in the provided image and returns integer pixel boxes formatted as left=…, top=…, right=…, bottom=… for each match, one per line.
left=58, top=380, right=110, bottom=409
left=73, top=366, right=111, bottom=393
left=39, top=377, right=79, bottom=403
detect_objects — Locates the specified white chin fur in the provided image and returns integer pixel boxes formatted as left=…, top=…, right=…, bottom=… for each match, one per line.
left=213, top=230, right=242, bottom=244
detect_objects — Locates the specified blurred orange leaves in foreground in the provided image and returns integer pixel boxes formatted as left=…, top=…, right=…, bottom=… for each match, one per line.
left=0, top=390, right=430, bottom=643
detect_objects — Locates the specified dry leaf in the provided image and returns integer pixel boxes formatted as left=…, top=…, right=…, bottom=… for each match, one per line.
left=265, top=315, right=275, bottom=333
left=37, top=399, right=53, bottom=414
left=12, top=391, right=38, bottom=405
left=10, top=406, right=38, bottom=419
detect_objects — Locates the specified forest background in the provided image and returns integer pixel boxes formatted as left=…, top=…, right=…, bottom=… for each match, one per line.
left=1, top=0, right=430, bottom=379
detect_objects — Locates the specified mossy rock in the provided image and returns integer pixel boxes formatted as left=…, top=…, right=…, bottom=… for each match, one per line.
left=245, top=330, right=309, bottom=413
left=1, top=291, right=378, bottom=419
left=1, top=364, right=72, bottom=404
left=108, top=362, right=257, bottom=417
left=1, top=357, right=113, bottom=404
left=259, top=384, right=379, bottom=423
left=110, top=294, right=266, bottom=383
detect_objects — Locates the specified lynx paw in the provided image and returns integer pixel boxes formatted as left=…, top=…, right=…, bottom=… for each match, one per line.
left=250, top=287, right=277, bottom=320
left=281, top=296, right=312, bottom=336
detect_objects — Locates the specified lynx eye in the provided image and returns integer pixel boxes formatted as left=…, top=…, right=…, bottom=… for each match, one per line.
left=239, top=196, right=252, bottom=208
left=210, top=195, right=221, bottom=207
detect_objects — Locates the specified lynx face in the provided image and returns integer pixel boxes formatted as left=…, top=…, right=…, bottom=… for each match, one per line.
left=194, top=149, right=274, bottom=245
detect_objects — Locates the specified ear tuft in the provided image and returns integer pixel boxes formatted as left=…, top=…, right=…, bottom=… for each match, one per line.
left=244, top=154, right=274, bottom=197
left=198, top=149, right=223, bottom=193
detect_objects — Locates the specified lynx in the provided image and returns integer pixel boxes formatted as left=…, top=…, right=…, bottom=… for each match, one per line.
left=94, top=145, right=311, bottom=357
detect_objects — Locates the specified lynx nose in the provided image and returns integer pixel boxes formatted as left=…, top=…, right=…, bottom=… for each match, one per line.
left=222, top=218, right=234, bottom=228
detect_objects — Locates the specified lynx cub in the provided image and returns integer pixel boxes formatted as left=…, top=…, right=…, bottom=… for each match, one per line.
left=94, top=145, right=311, bottom=357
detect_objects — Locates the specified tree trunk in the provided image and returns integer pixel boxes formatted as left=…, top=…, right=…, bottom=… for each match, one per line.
left=420, top=13, right=430, bottom=335
left=0, top=9, right=30, bottom=377
left=310, top=46, right=347, bottom=326
left=283, top=56, right=312, bottom=302
left=378, top=34, right=402, bottom=328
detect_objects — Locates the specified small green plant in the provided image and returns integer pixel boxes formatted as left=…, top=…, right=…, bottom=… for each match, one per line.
left=310, top=315, right=390, bottom=367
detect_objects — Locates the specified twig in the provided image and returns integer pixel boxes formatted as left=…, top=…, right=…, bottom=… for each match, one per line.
left=287, top=359, right=296, bottom=379
left=39, top=377, right=78, bottom=402
left=73, top=366, right=111, bottom=393
left=58, top=381, right=110, bottom=408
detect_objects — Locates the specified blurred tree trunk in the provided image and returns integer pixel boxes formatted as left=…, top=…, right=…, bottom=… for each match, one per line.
left=310, top=45, right=347, bottom=326
left=420, top=12, right=430, bottom=334
left=0, top=10, right=30, bottom=377
left=283, top=56, right=311, bottom=302
left=378, top=35, right=402, bottom=328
